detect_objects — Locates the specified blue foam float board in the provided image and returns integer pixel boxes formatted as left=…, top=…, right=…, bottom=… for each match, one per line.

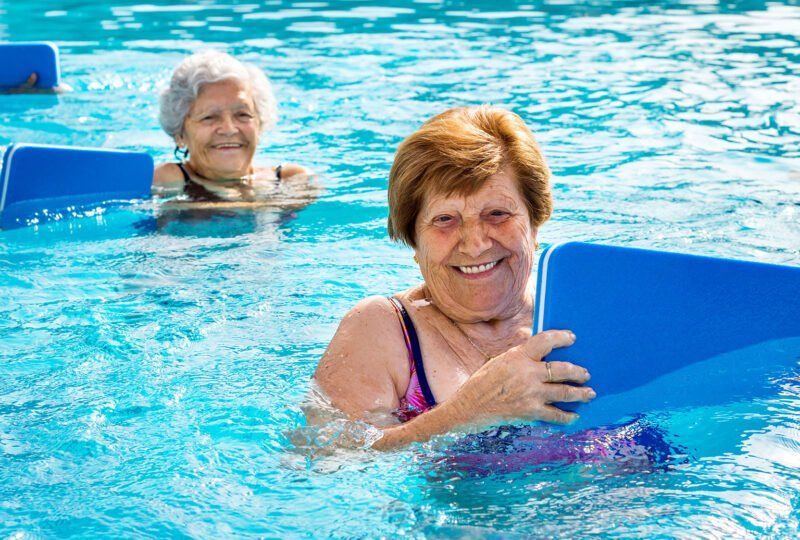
left=534, top=241, right=800, bottom=417
left=0, top=42, right=60, bottom=89
left=0, top=143, right=154, bottom=229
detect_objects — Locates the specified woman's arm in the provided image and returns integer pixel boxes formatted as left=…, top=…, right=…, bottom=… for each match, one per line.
left=314, top=296, right=410, bottom=419
left=315, top=298, right=596, bottom=450
left=278, top=163, right=311, bottom=179
left=152, top=163, right=185, bottom=196
left=153, top=163, right=183, bottom=186
left=276, top=163, right=320, bottom=201
left=373, top=330, right=594, bottom=449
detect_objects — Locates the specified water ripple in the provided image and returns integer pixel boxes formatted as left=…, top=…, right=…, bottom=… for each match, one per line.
left=2, top=0, right=800, bottom=537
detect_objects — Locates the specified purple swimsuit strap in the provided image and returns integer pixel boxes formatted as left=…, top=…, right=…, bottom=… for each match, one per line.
left=388, top=297, right=434, bottom=421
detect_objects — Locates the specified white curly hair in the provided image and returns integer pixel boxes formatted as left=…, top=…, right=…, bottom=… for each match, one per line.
left=159, top=50, right=278, bottom=139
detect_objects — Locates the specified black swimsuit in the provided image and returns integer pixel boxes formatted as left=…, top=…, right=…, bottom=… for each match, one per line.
left=176, top=162, right=282, bottom=201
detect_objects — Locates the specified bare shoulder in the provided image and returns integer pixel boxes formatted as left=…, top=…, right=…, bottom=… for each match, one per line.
left=320, top=295, right=405, bottom=365
left=314, top=295, right=410, bottom=419
left=275, top=162, right=321, bottom=205
left=393, top=285, right=428, bottom=317
left=341, top=295, right=396, bottom=325
left=279, top=162, right=312, bottom=179
left=152, top=162, right=184, bottom=188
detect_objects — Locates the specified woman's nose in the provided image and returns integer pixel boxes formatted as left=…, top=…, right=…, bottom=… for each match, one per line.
left=459, top=220, right=492, bottom=257
left=217, top=114, right=237, bottom=135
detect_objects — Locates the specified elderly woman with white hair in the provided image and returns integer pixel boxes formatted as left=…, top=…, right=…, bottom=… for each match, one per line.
left=153, top=51, right=310, bottom=204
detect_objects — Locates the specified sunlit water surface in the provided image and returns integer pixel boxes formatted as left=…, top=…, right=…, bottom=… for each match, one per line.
left=1, top=0, right=800, bottom=537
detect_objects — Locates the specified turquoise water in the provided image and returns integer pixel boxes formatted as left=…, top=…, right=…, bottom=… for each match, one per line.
left=2, top=0, right=800, bottom=537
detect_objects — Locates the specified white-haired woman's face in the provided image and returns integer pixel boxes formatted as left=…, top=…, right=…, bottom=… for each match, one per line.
left=178, top=79, right=260, bottom=179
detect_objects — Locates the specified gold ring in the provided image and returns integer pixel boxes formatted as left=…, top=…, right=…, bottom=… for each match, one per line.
left=545, top=361, right=553, bottom=383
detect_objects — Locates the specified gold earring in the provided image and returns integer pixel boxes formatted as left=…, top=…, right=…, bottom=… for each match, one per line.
left=413, top=254, right=419, bottom=264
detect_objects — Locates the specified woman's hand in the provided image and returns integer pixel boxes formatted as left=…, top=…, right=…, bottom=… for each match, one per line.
left=2, top=72, right=70, bottom=94
left=21, top=72, right=38, bottom=89
left=0, top=72, right=37, bottom=94
left=454, top=329, right=594, bottom=425
left=374, top=329, right=594, bottom=450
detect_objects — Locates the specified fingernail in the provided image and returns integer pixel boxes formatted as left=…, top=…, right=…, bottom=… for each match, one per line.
left=588, top=390, right=596, bottom=399
left=569, top=331, right=576, bottom=341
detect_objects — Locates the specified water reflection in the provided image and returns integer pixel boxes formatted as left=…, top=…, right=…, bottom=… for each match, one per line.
left=2, top=0, right=800, bottom=536
left=154, top=205, right=298, bottom=238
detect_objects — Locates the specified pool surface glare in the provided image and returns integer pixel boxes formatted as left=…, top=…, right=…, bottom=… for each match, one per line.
left=2, top=0, right=800, bottom=538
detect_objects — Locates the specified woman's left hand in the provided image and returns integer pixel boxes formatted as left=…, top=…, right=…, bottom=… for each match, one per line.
left=447, top=329, right=595, bottom=426
left=374, top=329, right=595, bottom=449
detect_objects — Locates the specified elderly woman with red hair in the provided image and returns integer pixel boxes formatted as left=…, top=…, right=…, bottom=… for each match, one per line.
left=315, top=105, right=595, bottom=450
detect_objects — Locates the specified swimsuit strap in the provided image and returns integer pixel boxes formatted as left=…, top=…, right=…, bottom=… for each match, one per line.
left=388, top=297, right=437, bottom=408
left=176, top=161, right=191, bottom=183
left=275, top=164, right=282, bottom=180
left=176, top=162, right=224, bottom=202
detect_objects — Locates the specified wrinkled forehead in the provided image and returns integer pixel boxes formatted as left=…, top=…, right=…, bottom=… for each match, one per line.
left=419, top=183, right=483, bottom=214
left=192, top=79, right=255, bottom=110
left=419, top=167, right=523, bottom=209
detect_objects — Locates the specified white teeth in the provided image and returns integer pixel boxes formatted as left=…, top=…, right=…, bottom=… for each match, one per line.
left=458, top=260, right=499, bottom=274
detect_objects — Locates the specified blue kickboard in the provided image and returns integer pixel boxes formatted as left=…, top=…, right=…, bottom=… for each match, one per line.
left=0, top=143, right=154, bottom=229
left=534, top=242, right=800, bottom=411
left=0, top=42, right=60, bottom=89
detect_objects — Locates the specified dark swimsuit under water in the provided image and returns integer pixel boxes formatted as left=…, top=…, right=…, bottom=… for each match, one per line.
left=388, top=297, right=437, bottom=422
left=176, top=162, right=282, bottom=201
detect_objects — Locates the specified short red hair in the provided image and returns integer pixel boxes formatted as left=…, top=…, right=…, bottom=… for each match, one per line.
left=388, top=105, right=552, bottom=247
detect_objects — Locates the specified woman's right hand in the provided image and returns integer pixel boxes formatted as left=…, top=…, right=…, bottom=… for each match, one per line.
left=452, top=329, right=595, bottom=426
left=2, top=72, right=70, bottom=94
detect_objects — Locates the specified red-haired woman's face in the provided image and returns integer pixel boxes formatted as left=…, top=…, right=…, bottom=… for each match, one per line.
left=413, top=167, right=537, bottom=323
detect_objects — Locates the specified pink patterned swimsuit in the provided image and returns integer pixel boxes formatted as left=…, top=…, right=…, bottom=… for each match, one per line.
left=388, top=297, right=436, bottom=422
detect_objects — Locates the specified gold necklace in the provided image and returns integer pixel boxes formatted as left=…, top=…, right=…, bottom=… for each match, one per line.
left=450, top=320, right=494, bottom=362
left=420, top=293, right=494, bottom=362
left=422, top=287, right=535, bottom=364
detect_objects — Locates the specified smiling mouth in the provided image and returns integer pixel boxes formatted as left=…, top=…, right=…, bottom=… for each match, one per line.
left=211, top=143, right=245, bottom=150
left=454, top=258, right=504, bottom=275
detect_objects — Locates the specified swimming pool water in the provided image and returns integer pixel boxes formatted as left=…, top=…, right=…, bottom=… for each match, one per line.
left=1, top=0, right=800, bottom=537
